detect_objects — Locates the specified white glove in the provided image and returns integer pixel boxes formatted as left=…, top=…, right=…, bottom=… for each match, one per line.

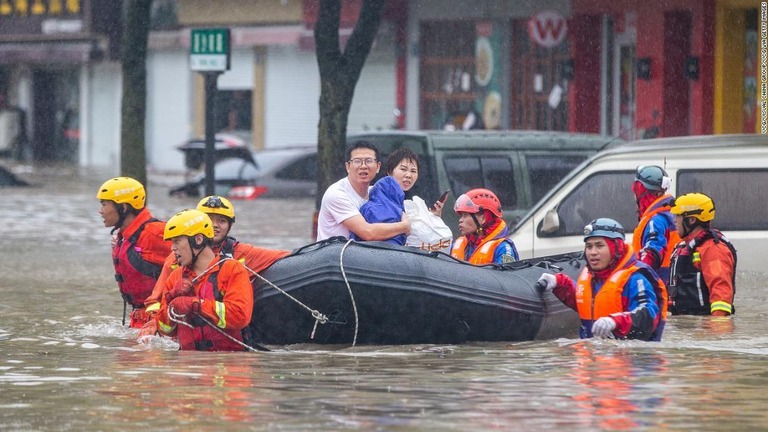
left=591, top=317, right=617, bottom=338
left=536, top=273, right=557, bottom=291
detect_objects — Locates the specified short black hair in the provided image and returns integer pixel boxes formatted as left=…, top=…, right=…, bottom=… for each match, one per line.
left=385, top=147, right=420, bottom=175
left=345, top=140, right=380, bottom=162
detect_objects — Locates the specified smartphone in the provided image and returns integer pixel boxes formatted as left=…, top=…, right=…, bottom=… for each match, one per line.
left=431, top=189, right=450, bottom=210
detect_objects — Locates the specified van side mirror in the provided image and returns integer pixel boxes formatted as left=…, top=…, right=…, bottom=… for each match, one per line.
left=539, top=209, right=561, bottom=235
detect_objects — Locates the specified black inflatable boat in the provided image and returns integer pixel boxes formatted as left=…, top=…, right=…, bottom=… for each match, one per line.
left=246, top=237, right=583, bottom=346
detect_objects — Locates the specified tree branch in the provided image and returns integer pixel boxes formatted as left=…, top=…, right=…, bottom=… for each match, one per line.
left=342, top=0, right=386, bottom=79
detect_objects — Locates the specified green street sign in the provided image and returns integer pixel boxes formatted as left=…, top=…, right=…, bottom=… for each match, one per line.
left=190, top=28, right=231, bottom=72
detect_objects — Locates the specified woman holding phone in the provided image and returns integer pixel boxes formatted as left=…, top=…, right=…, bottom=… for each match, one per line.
left=354, top=148, right=450, bottom=245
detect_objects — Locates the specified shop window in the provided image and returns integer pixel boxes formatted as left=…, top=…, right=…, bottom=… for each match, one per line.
left=215, top=90, right=252, bottom=134
left=509, top=18, right=570, bottom=131
left=419, top=21, right=477, bottom=130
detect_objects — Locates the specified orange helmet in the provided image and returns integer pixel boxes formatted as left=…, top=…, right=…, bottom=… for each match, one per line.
left=453, top=188, right=502, bottom=218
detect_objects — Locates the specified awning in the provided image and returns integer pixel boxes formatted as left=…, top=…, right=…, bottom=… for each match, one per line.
left=149, top=25, right=304, bottom=50
left=0, top=41, right=93, bottom=64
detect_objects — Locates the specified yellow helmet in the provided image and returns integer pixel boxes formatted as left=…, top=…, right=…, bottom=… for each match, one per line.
left=163, top=209, right=215, bottom=240
left=196, top=195, right=235, bottom=222
left=96, top=177, right=146, bottom=210
left=670, top=193, right=715, bottom=222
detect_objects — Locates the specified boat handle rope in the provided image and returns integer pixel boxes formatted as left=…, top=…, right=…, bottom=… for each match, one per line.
left=245, top=264, right=345, bottom=341
left=339, top=239, right=360, bottom=347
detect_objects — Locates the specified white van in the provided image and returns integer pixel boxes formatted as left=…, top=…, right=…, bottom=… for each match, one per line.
left=508, top=134, right=768, bottom=272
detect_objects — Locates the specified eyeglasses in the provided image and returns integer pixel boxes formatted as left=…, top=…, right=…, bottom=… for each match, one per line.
left=348, top=158, right=377, bottom=167
left=203, top=196, right=230, bottom=209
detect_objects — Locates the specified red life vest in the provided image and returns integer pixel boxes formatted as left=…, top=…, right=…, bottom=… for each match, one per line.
left=112, top=219, right=163, bottom=309
left=177, top=266, right=246, bottom=352
left=668, top=229, right=737, bottom=315
left=450, top=222, right=510, bottom=265
left=632, top=194, right=680, bottom=268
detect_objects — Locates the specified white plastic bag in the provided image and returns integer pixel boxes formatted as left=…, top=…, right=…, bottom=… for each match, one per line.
left=404, top=196, right=453, bottom=253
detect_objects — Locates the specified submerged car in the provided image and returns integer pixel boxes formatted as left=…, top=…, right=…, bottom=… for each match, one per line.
left=170, top=145, right=317, bottom=199
left=177, top=132, right=256, bottom=169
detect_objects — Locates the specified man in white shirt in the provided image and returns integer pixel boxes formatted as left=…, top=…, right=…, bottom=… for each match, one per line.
left=317, top=141, right=410, bottom=241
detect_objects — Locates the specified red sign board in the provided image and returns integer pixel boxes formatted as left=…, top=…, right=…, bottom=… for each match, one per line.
left=527, top=10, right=567, bottom=48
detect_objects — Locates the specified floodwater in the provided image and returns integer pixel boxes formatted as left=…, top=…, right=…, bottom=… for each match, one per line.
left=2, top=165, right=768, bottom=431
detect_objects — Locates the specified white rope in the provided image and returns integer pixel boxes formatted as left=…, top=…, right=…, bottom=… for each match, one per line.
left=168, top=306, right=194, bottom=329
left=193, top=313, right=263, bottom=352
left=168, top=306, right=264, bottom=352
left=190, top=257, right=232, bottom=283
left=339, top=239, right=359, bottom=347
left=244, top=264, right=330, bottom=340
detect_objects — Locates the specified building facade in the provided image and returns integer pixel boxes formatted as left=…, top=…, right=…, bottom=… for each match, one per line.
left=145, top=0, right=402, bottom=172
left=404, top=0, right=573, bottom=132
left=0, top=0, right=122, bottom=166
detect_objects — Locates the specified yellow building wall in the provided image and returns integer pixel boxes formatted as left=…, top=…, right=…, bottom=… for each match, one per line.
left=714, top=0, right=760, bottom=134
left=177, top=0, right=302, bottom=26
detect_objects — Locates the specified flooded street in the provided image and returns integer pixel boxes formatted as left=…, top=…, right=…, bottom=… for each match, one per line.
left=2, top=165, right=768, bottom=431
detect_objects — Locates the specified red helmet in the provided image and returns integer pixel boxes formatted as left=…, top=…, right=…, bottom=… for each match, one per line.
left=454, top=188, right=502, bottom=218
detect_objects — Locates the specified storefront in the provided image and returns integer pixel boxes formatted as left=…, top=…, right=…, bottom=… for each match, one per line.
left=0, top=0, right=122, bottom=165
left=569, top=0, right=715, bottom=138
left=407, top=1, right=572, bottom=131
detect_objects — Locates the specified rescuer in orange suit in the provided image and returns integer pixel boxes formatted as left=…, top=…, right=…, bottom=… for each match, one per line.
left=156, top=209, right=253, bottom=351
left=138, top=195, right=289, bottom=338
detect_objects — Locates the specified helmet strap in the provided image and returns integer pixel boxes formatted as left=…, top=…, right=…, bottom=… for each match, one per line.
left=111, top=203, right=129, bottom=235
left=187, top=235, right=207, bottom=267
left=470, top=213, right=483, bottom=235
left=682, top=216, right=700, bottom=238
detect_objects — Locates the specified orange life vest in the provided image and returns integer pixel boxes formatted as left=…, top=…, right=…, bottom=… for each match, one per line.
left=632, top=195, right=680, bottom=267
left=576, top=248, right=668, bottom=321
left=450, top=222, right=509, bottom=265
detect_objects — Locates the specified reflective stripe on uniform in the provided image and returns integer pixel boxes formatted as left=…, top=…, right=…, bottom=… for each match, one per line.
left=158, top=318, right=175, bottom=334
left=710, top=300, right=733, bottom=315
left=215, top=301, right=226, bottom=328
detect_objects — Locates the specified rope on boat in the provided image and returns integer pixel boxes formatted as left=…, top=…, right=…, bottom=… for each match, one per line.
left=339, top=239, right=360, bottom=347
left=245, top=264, right=334, bottom=340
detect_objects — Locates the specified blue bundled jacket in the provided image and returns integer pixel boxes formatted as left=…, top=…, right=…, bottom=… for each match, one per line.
left=354, top=176, right=406, bottom=245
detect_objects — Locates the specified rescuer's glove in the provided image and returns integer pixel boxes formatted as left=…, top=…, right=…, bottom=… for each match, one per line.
left=591, top=317, right=617, bottom=338
left=536, top=273, right=557, bottom=291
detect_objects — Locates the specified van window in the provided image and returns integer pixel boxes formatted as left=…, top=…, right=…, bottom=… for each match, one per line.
left=677, top=169, right=768, bottom=230
left=526, top=154, right=590, bottom=203
left=555, top=171, right=636, bottom=235
left=444, top=156, right=517, bottom=208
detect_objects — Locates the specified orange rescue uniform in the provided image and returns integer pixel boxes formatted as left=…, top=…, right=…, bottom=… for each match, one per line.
left=156, top=254, right=253, bottom=351
left=144, top=239, right=289, bottom=315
